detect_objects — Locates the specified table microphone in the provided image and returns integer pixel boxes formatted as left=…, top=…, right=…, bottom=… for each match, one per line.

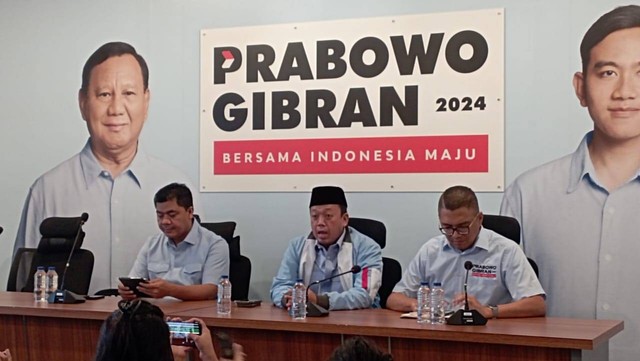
left=446, top=261, right=487, bottom=326
left=49, top=212, right=89, bottom=304
left=305, top=265, right=362, bottom=317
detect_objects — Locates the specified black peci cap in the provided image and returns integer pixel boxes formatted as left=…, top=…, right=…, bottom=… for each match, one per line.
left=309, top=186, right=348, bottom=208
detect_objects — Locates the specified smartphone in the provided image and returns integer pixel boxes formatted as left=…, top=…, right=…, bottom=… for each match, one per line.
left=167, top=321, right=202, bottom=347
left=235, top=299, right=261, bottom=308
left=215, top=331, right=234, bottom=359
left=118, top=277, right=150, bottom=297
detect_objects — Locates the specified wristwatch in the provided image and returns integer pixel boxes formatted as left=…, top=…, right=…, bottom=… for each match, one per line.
left=487, top=305, right=499, bottom=319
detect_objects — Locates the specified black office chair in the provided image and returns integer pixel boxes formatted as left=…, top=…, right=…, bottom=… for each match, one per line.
left=198, top=219, right=252, bottom=301
left=348, top=217, right=402, bottom=309
left=482, top=214, right=539, bottom=277
left=7, top=247, right=37, bottom=292
left=18, top=216, right=94, bottom=295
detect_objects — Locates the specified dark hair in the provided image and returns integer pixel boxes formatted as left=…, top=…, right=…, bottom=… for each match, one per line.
left=580, top=5, right=640, bottom=74
left=94, top=300, right=173, bottom=361
left=154, top=183, right=193, bottom=209
left=328, top=336, right=393, bottom=361
left=438, top=185, right=479, bottom=213
left=81, top=41, right=149, bottom=94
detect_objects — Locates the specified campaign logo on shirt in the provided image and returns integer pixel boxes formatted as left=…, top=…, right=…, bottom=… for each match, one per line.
left=471, top=264, right=497, bottom=279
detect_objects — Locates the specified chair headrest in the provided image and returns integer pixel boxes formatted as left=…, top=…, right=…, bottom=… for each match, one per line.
left=37, top=216, right=86, bottom=253
left=37, top=231, right=86, bottom=253
left=200, top=221, right=237, bottom=243
left=481, top=214, right=521, bottom=244
left=40, top=216, right=85, bottom=238
left=348, top=217, right=387, bottom=249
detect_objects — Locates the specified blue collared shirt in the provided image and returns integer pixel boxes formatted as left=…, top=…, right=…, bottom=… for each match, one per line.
left=129, top=221, right=229, bottom=286
left=310, top=230, right=346, bottom=294
left=501, top=131, right=640, bottom=360
left=14, top=139, right=201, bottom=293
left=393, top=227, right=544, bottom=306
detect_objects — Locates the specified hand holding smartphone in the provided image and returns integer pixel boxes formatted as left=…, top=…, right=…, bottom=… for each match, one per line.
left=167, top=320, right=202, bottom=347
left=119, top=277, right=150, bottom=297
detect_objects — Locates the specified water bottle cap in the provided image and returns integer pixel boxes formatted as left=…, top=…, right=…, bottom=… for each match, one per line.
left=37, top=266, right=45, bottom=270
left=420, top=281, right=429, bottom=286
left=221, top=275, right=229, bottom=279
left=296, top=278, right=303, bottom=282
left=47, top=266, right=56, bottom=271
left=433, top=282, right=442, bottom=287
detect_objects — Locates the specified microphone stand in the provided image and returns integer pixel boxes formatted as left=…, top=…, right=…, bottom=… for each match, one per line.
left=446, top=261, right=487, bottom=326
left=48, top=213, right=88, bottom=304
left=305, top=266, right=361, bottom=317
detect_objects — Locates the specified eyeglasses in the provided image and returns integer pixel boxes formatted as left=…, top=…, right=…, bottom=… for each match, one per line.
left=439, top=213, right=479, bottom=236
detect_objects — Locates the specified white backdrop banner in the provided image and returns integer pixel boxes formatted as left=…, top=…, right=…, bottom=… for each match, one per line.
left=200, top=8, right=504, bottom=192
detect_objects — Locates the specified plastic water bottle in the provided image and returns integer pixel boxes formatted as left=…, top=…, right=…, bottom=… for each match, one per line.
left=416, top=281, right=430, bottom=324
left=46, top=266, right=58, bottom=301
left=429, top=282, right=446, bottom=324
left=33, top=266, right=47, bottom=302
left=290, top=278, right=307, bottom=320
left=217, top=275, right=232, bottom=315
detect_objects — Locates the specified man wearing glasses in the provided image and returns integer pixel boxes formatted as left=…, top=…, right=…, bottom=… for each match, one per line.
left=386, top=185, right=545, bottom=319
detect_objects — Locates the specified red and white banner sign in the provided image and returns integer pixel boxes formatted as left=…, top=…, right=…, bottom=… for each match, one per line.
left=200, top=9, right=504, bottom=192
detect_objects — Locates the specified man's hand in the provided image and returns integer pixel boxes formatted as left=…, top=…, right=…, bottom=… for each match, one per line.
left=117, top=281, right=137, bottom=300
left=282, top=288, right=316, bottom=309
left=138, top=278, right=173, bottom=298
left=452, top=293, right=492, bottom=319
left=281, top=289, right=293, bottom=309
left=223, top=343, right=246, bottom=361
left=306, top=289, right=317, bottom=304
left=171, top=345, right=190, bottom=361
left=0, top=348, right=12, bottom=361
left=381, top=292, right=417, bottom=313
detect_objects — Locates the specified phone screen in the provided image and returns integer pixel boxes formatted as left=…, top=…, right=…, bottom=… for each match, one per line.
left=167, top=321, right=202, bottom=347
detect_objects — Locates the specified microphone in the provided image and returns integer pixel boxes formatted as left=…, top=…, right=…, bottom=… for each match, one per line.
left=49, top=212, right=89, bottom=304
left=446, top=261, right=487, bottom=326
left=305, top=265, right=362, bottom=317
left=0, top=226, right=3, bottom=235
left=463, top=260, right=473, bottom=311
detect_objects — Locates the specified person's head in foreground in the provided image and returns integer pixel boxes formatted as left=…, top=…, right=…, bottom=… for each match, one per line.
left=94, top=299, right=245, bottom=361
left=95, top=299, right=172, bottom=361
left=327, top=336, right=393, bottom=361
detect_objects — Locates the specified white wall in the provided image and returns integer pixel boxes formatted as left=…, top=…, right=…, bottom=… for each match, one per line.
left=0, top=0, right=617, bottom=300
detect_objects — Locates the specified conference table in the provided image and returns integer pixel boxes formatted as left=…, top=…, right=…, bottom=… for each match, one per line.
left=0, top=292, right=622, bottom=361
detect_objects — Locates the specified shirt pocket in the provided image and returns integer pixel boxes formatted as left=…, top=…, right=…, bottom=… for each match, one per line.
left=148, top=262, right=170, bottom=280
left=182, top=263, right=204, bottom=284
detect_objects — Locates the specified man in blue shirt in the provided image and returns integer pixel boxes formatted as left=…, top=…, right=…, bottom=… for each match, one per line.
left=119, top=183, right=228, bottom=301
left=13, top=42, right=199, bottom=293
left=388, top=185, right=545, bottom=319
left=501, top=6, right=640, bottom=359
left=270, top=186, right=383, bottom=311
